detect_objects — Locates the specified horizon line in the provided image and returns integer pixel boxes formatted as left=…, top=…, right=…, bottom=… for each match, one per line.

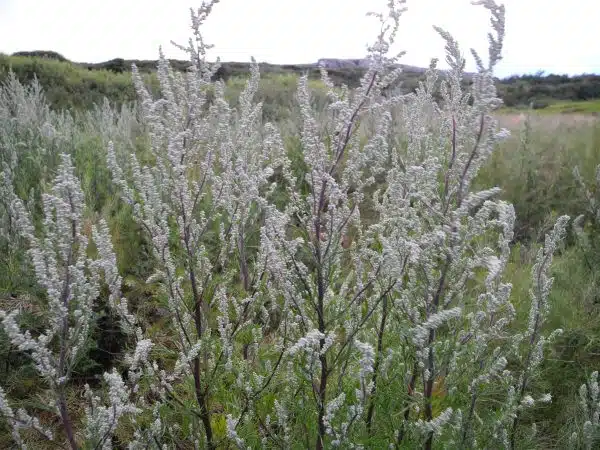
left=4, top=50, right=600, bottom=80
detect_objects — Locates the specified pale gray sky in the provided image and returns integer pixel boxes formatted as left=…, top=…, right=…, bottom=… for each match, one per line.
left=0, top=0, right=598, bottom=78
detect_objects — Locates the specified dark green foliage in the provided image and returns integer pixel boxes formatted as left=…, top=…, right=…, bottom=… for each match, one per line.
left=499, top=73, right=600, bottom=107
left=11, top=50, right=69, bottom=62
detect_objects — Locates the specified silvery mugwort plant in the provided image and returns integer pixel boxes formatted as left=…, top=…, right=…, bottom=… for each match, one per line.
left=0, top=153, right=137, bottom=449
left=491, top=216, right=568, bottom=449
left=569, top=371, right=600, bottom=449
left=0, top=0, right=577, bottom=448
left=105, top=1, right=292, bottom=448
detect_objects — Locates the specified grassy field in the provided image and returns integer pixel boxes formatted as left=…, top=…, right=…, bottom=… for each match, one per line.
left=500, top=100, right=600, bottom=115
left=541, top=99, right=600, bottom=114
left=1, top=53, right=600, bottom=448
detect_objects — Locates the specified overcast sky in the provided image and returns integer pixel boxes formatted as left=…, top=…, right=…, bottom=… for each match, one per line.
left=0, top=0, right=598, bottom=78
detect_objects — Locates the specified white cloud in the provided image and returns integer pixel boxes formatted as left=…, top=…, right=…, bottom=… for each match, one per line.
left=0, top=0, right=598, bottom=78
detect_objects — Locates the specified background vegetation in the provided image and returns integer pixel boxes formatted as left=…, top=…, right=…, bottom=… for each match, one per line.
left=3, top=50, right=600, bottom=113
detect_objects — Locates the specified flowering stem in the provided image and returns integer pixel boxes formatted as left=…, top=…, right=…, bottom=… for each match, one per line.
left=366, top=293, right=389, bottom=435
left=456, top=114, right=486, bottom=208
left=424, top=254, right=451, bottom=450
left=461, top=386, right=479, bottom=448
left=315, top=245, right=329, bottom=450
left=189, top=267, right=214, bottom=449
left=56, top=194, right=79, bottom=450
left=316, top=352, right=329, bottom=450
left=396, top=361, right=419, bottom=448
left=509, top=249, right=552, bottom=449
left=193, top=358, right=214, bottom=450
left=183, top=213, right=214, bottom=448
left=57, top=390, right=78, bottom=450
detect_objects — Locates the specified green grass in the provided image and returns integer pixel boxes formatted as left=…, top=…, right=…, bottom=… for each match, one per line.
left=0, top=54, right=142, bottom=110
left=499, top=99, right=600, bottom=115
left=543, top=99, right=600, bottom=114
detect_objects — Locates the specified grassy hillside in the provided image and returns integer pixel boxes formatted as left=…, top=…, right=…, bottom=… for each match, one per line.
left=0, top=53, right=150, bottom=110
left=3, top=51, right=600, bottom=114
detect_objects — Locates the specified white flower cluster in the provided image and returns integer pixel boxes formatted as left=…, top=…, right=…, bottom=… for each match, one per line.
left=0, top=386, right=53, bottom=447
left=85, top=370, right=141, bottom=450
left=0, top=153, right=140, bottom=449
left=569, top=371, right=600, bottom=449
